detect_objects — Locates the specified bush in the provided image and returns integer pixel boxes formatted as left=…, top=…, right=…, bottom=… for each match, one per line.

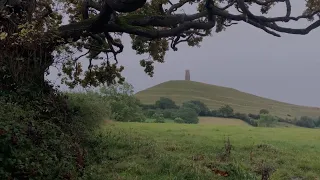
left=174, top=107, right=199, bottom=124
left=259, top=109, right=269, bottom=114
left=153, top=113, right=165, bottom=123
left=218, top=105, right=234, bottom=118
left=155, top=97, right=178, bottom=109
left=0, top=82, right=110, bottom=180
left=210, top=110, right=219, bottom=117
left=144, top=109, right=157, bottom=118
left=258, top=114, right=278, bottom=127
left=184, top=100, right=210, bottom=116
left=67, top=91, right=111, bottom=129
left=234, top=112, right=258, bottom=127
left=296, top=116, right=316, bottom=128
left=162, top=109, right=177, bottom=119
left=316, top=117, right=320, bottom=127
left=248, top=113, right=260, bottom=120
left=100, top=83, right=146, bottom=122
left=174, top=117, right=184, bottom=123
left=181, top=101, right=201, bottom=114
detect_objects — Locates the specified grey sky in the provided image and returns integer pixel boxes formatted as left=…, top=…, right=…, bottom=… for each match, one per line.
left=47, top=1, right=320, bottom=107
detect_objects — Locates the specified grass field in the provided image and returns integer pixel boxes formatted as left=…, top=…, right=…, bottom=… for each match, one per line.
left=198, top=117, right=250, bottom=126
left=146, top=117, right=250, bottom=126
left=93, top=122, right=320, bottom=180
left=135, top=80, right=320, bottom=119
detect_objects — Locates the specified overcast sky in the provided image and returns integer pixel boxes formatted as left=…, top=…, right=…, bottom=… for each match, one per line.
left=48, top=1, right=320, bottom=107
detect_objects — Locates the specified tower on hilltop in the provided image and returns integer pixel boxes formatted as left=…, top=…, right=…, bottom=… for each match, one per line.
left=185, top=70, right=190, bottom=81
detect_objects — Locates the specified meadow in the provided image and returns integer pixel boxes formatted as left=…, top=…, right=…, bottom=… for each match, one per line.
left=91, top=120, right=320, bottom=180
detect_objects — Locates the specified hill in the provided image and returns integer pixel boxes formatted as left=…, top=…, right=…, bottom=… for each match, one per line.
left=135, top=80, right=320, bottom=119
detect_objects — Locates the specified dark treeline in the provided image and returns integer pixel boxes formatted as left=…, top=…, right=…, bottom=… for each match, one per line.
left=140, top=97, right=320, bottom=128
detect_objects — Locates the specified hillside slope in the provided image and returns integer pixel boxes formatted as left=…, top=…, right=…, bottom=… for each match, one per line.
left=135, top=80, right=320, bottom=119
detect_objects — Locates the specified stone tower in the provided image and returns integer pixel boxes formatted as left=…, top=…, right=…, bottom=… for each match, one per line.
left=185, top=70, right=190, bottom=81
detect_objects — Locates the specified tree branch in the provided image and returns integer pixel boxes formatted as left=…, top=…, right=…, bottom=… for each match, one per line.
left=55, top=0, right=320, bottom=46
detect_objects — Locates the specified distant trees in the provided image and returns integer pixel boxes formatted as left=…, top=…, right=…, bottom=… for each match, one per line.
left=187, top=100, right=211, bottom=116
left=100, top=82, right=146, bottom=122
left=315, top=117, right=320, bottom=127
left=175, top=107, right=199, bottom=124
left=296, top=116, right=316, bottom=128
left=218, top=105, right=234, bottom=118
left=140, top=97, right=320, bottom=128
left=258, top=114, right=278, bottom=127
left=181, top=101, right=201, bottom=115
left=248, top=113, right=260, bottom=120
left=155, top=97, right=179, bottom=109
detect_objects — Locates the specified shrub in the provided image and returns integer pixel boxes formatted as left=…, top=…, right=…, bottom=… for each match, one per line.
left=162, top=109, right=177, bottom=119
left=100, top=83, right=146, bottom=122
left=153, top=113, right=165, bottom=123
left=174, top=107, right=199, bottom=124
left=258, top=114, right=278, bottom=127
left=210, top=110, right=219, bottom=117
left=316, top=117, right=320, bottom=127
left=144, top=109, right=157, bottom=118
left=234, top=112, right=258, bottom=127
left=0, top=83, right=110, bottom=180
left=296, top=116, right=316, bottom=128
left=181, top=101, right=201, bottom=114
left=155, top=97, right=178, bottom=109
left=234, top=112, right=247, bottom=120
left=184, top=100, right=210, bottom=116
left=248, top=113, right=260, bottom=120
left=259, top=109, right=269, bottom=114
left=218, top=105, right=234, bottom=118
left=174, top=117, right=184, bottom=123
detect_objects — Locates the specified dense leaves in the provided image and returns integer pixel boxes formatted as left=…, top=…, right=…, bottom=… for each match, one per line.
left=99, top=82, right=146, bottom=122
left=155, top=97, right=179, bottom=109
left=175, top=107, right=199, bottom=124
left=0, top=82, right=109, bottom=179
left=1, top=0, right=320, bottom=89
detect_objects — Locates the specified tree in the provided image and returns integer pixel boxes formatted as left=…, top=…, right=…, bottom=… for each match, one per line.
left=258, top=114, right=278, bottom=127
left=218, top=105, right=234, bottom=118
left=1, top=0, right=320, bottom=92
left=316, top=117, right=320, bottom=127
left=181, top=101, right=201, bottom=114
left=155, top=97, right=178, bottom=109
left=186, top=100, right=210, bottom=116
left=99, top=82, right=146, bottom=122
left=153, top=113, right=165, bottom=123
left=174, top=107, right=199, bottom=124
left=296, top=116, right=316, bottom=128
left=1, top=1, right=320, bottom=178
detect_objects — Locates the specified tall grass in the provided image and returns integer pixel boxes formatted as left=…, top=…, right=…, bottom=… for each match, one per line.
left=88, top=122, right=320, bottom=180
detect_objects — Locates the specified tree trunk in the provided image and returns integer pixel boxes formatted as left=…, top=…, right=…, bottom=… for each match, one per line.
left=0, top=45, right=54, bottom=95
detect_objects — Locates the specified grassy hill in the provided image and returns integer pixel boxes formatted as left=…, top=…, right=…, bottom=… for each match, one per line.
left=135, top=80, right=320, bottom=119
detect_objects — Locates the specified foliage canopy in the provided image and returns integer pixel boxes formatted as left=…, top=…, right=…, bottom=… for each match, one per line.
left=1, top=0, right=320, bottom=89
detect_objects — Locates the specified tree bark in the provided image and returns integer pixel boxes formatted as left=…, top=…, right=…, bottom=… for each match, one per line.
left=0, top=45, right=53, bottom=93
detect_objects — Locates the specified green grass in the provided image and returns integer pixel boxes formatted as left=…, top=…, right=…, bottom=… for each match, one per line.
left=92, top=122, right=320, bottom=180
left=135, top=80, right=320, bottom=119
left=145, top=118, right=174, bottom=123
left=198, top=117, right=250, bottom=126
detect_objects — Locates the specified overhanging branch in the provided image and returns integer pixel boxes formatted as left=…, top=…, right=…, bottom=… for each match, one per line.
left=54, top=0, right=320, bottom=46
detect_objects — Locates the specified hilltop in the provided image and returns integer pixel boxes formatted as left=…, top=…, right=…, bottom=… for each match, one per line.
left=135, top=80, right=320, bottom=119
